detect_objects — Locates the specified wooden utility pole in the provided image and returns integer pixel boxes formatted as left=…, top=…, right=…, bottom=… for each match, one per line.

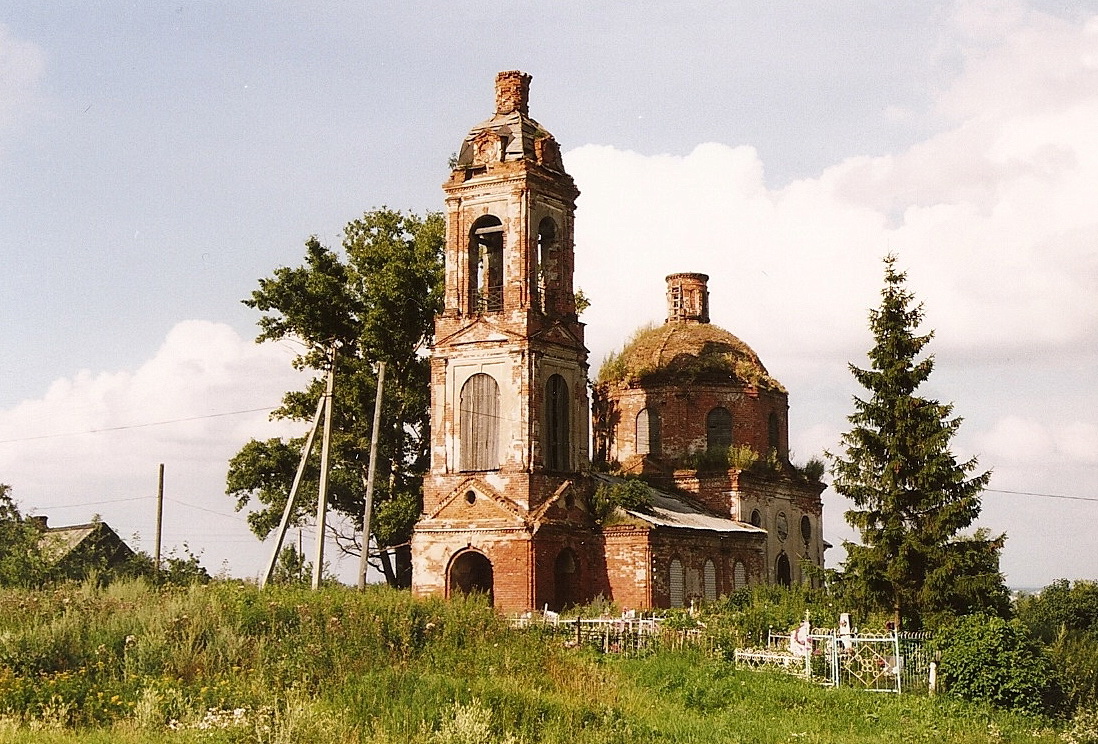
left=312, top=349, right=337, bottom=589
left=260, top=394, right=325, bottom=588
left=357, top=361, right=385, bottom=589
left=154, top=463, right=164, bottom=573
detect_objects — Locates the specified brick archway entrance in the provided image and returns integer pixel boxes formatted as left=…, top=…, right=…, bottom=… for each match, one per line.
left=448, top=550, right=494, bottom=604
left=553, top=548, right=580, bottom=611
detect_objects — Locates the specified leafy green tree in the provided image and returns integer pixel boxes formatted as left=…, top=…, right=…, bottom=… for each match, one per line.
left=1017, top=579, right=1098, bottom=643
left=827, top=255, right=1008, bottom=629
left=0, top=484, right=49, bottom=587
left=227, top=208, right=444, bottom=586
left=1017, top=580, right=1098, bottom=714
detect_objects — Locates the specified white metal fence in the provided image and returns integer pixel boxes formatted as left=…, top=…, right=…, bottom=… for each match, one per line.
left=734, top=628, right=933, bottom=693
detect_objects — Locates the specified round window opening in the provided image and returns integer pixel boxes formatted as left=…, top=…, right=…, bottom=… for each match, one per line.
left=776, top=512, right=789, bottom=542
left=749, top=509, right=762, bottom=528
left=800, top=515, right=812, bottom=543
left=464, top=491, right=477, bottom=505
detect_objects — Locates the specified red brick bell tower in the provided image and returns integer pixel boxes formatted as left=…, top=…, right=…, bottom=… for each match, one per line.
left=411, top=72, right=593, bottom=611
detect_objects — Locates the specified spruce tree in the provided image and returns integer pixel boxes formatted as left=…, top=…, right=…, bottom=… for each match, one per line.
left=828, top=255, right=1009, bottom=629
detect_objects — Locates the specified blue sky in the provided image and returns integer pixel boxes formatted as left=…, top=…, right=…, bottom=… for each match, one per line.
left=1, top=1, right=1095, bottom=587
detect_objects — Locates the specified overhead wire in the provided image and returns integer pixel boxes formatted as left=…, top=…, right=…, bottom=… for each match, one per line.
left=0, top=406, right=279, bottom=444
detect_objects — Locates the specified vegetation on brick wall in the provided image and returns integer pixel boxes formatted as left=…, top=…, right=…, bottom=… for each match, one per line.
left=589, top=478, right=653, bottom=525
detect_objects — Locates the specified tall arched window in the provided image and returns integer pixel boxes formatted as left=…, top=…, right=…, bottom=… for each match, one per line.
left=733, top=561, right=747, bottom=590
left=469, top=216, right=504, bottom=313
left=768, top=411, right=780, bottom=452
left=636, top=407, right=660, bottom=456
left=703, top=559, right=718, bottom=602
left=545, top=374, right=570, bottom=471
left=669, top=558, right=684, bottom=608
left=460, top=373, right=500, bottom=471
left=534, top=217, right=557, bottom=312
left=706, top=407, right=733, bottom=452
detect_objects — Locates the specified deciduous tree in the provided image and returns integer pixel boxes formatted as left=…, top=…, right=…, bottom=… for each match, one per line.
left=827, top=255, right=1009, bottom=629
left=0, top=484, right=48, bottom=587
left=226, top=208, right=444, bottom=586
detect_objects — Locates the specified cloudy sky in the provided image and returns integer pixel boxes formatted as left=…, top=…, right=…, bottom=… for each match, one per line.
left=1, top=1, right=1094, bottom=587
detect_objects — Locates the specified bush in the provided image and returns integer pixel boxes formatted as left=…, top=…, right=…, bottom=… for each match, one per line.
left=589, top=478, right=652, bottom=524
left=1048, top=632, right=1098, bottom=716
left=934, top=614, right=1063, bottom=717
left=1017, top=580, right=1098, bottom=644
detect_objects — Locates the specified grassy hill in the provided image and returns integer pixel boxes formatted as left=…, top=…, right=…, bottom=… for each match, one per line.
left=0, top=581, right=1071, bottom=743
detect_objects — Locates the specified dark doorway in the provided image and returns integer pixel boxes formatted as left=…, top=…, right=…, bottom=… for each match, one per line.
left=449, top=551, right=494, bottom=604
left=776, top=553, right=791, bottom=586
left=553, top=548, right=580, bottom=610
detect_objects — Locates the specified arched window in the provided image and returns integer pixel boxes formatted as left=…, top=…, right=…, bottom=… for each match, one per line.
left=460, top=373, right=500, bottom=471
left=534, top=217, right=557, bottom=312
left=669, top=558, right=684, bottom=608
left=768, top=411, right=780, bottom=452
left=776, top=512, right=789, bottom=542
left=733, top=561, right=747, bottom=591
left=469, top=216, right=504, bottom=313
left=706, top=407, right=732, bottom=452
left=749, top=509, right=762, bottom=528
left=800, top=515, right=812, bottom=544
left=545, top=374, right=570, bottom=471
left=703, top=559, right=717, bottom=602
left=776, top=553, right=791, bottom=586
left=636, top=407, right=660, bottom=456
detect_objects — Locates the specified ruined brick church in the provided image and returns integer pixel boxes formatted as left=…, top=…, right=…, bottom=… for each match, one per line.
left=410, top=72, right=825, bottom=612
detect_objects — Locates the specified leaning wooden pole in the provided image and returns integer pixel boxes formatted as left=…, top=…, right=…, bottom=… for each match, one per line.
left=312, top=349, right=337, bottom=590
left=260, top=394, right=325, bottom=588
left=357, top=361, right=386, bottom=589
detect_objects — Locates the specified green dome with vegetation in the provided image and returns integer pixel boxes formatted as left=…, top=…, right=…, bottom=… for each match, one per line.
left=598, top=321, right=786, bottom=392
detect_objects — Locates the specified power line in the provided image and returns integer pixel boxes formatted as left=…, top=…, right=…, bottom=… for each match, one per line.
left=164, top=497, right=251, bottom=521
left=0, top=406, right=278, bottom=444
left=42, top=495, right=151, bottom=508
left=986, top=488, right=1098, bottom=503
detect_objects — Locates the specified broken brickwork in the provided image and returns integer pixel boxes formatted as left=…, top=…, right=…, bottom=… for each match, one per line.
left=411, top=72, right=821, bottom=613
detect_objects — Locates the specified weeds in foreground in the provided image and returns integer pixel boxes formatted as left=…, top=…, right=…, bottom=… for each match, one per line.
left=0, top=581, right=1070, bottom=743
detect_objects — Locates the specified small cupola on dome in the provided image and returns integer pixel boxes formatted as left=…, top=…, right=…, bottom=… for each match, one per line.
left=666, top=273, right=710, bottom=324
left=451, top=71, right=568, bottom=173
left=495, top=70, right=531, bottom=115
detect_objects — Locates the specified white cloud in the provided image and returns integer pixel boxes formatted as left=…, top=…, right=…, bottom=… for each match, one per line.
left=566, top=4, right=1098, bottom=588
left=981, top=416, right=1098, bottom=466
left=569, top=7, right=1098, bottom=370
left=979, top=415, right=1057, bottom=462
left=0, top=24, right=45, bottom=134
left=0, top=321, right=308, bottom=578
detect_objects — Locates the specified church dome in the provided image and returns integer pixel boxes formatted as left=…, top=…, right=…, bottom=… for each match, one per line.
left=599, top=274, right=786, bottom=393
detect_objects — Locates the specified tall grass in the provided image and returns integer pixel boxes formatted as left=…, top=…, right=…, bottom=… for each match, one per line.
left=0, top=580, right=1067, bottom=743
